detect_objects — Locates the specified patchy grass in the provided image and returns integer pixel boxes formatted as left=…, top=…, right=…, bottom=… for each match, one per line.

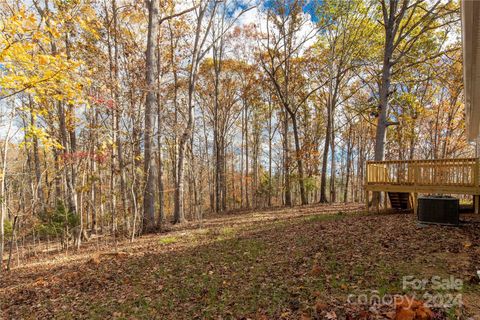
left=304, top=211, right=347, bottom=222
left=158, top=236, right=177, bottom=245
left=1, top=204, right=480, bottom=319
left=219, top=226, right=236, bottom=237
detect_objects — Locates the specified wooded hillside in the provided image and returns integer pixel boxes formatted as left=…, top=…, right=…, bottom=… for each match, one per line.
left=2, top=1, right=480, bottom=319
left=0, top=0, right=470, bottom=267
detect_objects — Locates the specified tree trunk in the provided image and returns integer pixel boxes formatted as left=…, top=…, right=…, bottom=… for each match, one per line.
left=330, top=120, right=336, bottom=203
left=372, top=30, right=394, bottom=206
left=112, top=0, right=129, bottom=233
left=143, top=0, right=159, bottom=233
left=30, top=105, right=45, bottom=215
left=268, top=99, right=273, bottom=207
left=245, top=103, right=250, bottom=208
left=156, top=95, right=165, bottom=227
left=320, top=101, right=331, bottom=203
left=174, top=79, right=195, bottom=224
left=344, top=123, right=353, bottom=203
left=174, top=124, right=190, bottom=224
left=283, top=112, right=292, bottom=206
left=106, top=1, right=118, bottom=235
left=0, top=111, right=13, bottom=272
left=156, top=35, right=165, bottom=227
left=290, top=115, right=307, bottom=205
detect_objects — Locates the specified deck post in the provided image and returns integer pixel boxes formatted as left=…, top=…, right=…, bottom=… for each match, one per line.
left=365, top=163, right=369, bottom=213
left=475, top=195, right=479, bottom=214
left=383, top=191, right=388, bottom=209
left=475, top=158, right=479, bottom=187
left=365, top=190, right=369, bottom=213
left=413, top=192, right=418, bottom=216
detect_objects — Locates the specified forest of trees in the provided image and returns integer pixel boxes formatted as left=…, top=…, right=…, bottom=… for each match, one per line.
left=0, top=0, right=471, bottom=265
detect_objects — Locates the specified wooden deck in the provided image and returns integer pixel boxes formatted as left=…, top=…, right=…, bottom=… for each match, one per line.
left=365, top=158, right=480, bottom=213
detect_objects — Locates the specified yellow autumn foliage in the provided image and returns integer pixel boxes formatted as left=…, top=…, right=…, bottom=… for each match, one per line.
left=0, top=5, right=96, bottom=148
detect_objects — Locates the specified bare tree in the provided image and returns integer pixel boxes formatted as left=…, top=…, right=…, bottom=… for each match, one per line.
left=260, top=0, right=320, bottom=206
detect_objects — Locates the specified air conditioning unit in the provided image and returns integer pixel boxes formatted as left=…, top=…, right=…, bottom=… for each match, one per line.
left=417, top=196, right=459, bottom=226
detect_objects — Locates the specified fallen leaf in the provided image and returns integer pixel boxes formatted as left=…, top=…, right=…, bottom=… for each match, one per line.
left=311, top=264, right=322, bottom=276
left=395, top=308, right=415, bottom=320
left=315, top=301, right=328, bottom=314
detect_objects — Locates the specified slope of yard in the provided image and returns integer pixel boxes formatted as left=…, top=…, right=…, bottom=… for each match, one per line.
left=1, top=204, right=480, bottom=319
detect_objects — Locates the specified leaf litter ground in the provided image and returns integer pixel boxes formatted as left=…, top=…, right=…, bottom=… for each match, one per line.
left=1, top=203, right=480, bottom=319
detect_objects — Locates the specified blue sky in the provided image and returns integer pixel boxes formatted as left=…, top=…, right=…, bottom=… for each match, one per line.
left=261, top=0, right=321, bottom=22
left=229, top=0, right=321, bottom=22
